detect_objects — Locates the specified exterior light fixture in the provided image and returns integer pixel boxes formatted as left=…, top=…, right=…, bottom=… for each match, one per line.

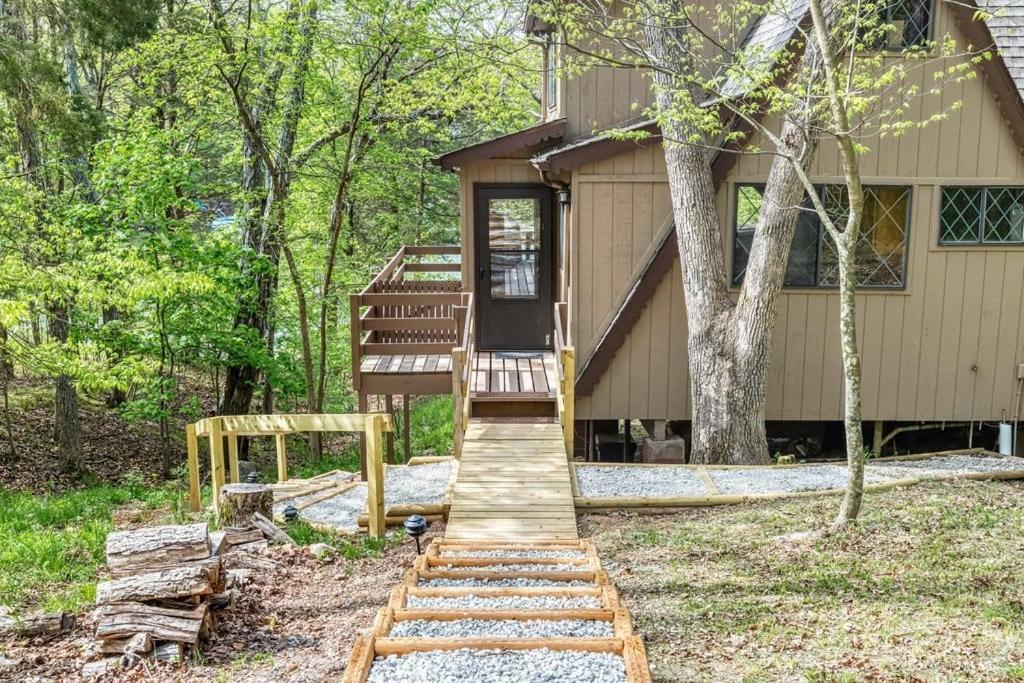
left=403, top=514, right=429, bottom=555
left=556, top=187, right=571, bottom=207
left=283, top=504, right=299, bottom=523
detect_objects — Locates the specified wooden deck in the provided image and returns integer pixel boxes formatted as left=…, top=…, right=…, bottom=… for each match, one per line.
left=445, top=420, right=578, bottom=541
left=470, top=351, right=556, bottom=396
left=360, top=354, right=452, bottom=374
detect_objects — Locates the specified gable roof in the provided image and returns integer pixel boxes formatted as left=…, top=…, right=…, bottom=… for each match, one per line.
left=434, top=118, right=566, bottom=171
left=983, top=0, right=1024, bottom=92
left=531, top=119, right=660, bottom=173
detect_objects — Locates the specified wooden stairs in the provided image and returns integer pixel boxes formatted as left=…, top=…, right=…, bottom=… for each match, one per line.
left=342, top=538, right=652, bottom=682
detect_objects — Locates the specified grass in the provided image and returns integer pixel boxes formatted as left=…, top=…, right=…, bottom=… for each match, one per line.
left=586, top=479, right=1024, bottom=682
left=0, top=475, right=187, bottom=613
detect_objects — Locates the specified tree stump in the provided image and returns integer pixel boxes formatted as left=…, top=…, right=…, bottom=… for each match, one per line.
left=218, top=483, right=272, bottom=528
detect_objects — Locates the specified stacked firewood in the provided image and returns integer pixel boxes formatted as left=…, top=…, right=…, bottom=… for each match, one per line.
left=83, top=521, right=266, bottom=677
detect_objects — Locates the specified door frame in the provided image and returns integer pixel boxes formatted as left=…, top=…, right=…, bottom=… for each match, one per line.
left=472, top=183, right=558, bottom=350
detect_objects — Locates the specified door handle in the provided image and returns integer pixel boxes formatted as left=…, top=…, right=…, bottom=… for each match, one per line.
left=478, top=266, right=485, bottom=280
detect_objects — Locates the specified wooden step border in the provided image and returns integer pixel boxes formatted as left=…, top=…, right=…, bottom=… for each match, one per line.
left=342, top=539, right=651, bottom=683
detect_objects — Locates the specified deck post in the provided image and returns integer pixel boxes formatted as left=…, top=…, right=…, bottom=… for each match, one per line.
left=358, top=392, right=368, bottom=480
left=209, top=418, right=226, bottom=516
left=562, top=346, right=575, bottom=457
left=365, top=414, right=386, bottom=539
left=186, top=423, right=201, bottom=512
left=227, top=433, right=240, bottom=483
left=385, top=394, right=395, bottom=464
left=402, top=395, right=411, bottom=462
left=275, top=432, right=288, bottom=482
left=451, top=347, right=465, bottom=458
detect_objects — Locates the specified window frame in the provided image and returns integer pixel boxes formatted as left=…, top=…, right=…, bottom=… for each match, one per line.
left=863, top=0, right=935, bottom=52
left=543, top=34, right=558, bottom=113
left=731, top=182, right=913, bottom=291
left=938, top=185, right=1024, bottom=247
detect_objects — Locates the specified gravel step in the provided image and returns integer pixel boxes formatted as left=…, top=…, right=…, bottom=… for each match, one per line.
left=406, top=595, right=604, bottom=611
left=435, top=563, right=584, bottom=573
left=441, top=549, right=587, bottom=560
left=389, top=618, right=614, bottom=639
left=419, top=577, right=594, bottom=588
left=366, top=648, right=626, bottom=683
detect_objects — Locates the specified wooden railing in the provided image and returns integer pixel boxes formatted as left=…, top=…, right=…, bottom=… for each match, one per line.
left=350, top=245, right=463, bottom=390
left=450, top=293, right=475, bottom=456
left=186, top=413, right=394, bottom=538
left=553, top=302, right=575, bottom=456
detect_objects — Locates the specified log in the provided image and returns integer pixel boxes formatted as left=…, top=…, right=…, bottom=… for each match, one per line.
left=357, top=513, right=443, bottom=528
left=95, top=603, right=208, bottom=645
left=82, top=658, right=121, bottom=678
left=99, top=632, right=153, bottom=655
left=218, top=484, right=272, bottom=528
left=152, top=641, right=184, bottom=663
left=110, top=555, right=222, bottom=585
left=252, top=512, right=297, bottom=546
left=96, top=565, right=214, bottom=605
left=222, top=528, right=265, bottom=547
left=0, top=610, right=75, bottom=638
left=106, top=523, right=210, bottom=572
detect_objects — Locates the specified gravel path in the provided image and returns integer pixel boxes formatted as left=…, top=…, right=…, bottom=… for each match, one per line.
left=442, top=549, right=586, bottom=559
left=289, top=461, right=454, bottom=531
left=366, top=649, right=626, bottom=683
left=868, top=454, right=1024, bottom=476
left=388, top=619, right=613, bottom=639
left=405, top=595, right=603, bottom=610
left=437, top=563, right=582, bottom=573
left=419, top=577, right=593, bottom=588
left=576, top=465, right=706, bottom=497
left=384, top=461, right=453, bottom=505
left=710, top=464, right=891, bottom=495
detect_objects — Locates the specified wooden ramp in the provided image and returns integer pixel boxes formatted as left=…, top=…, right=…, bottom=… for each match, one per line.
left=445, top=419, right=578, bottom=541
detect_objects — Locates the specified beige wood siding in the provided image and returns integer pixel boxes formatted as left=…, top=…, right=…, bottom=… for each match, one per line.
left=573, top=3, right=1024, bottom=421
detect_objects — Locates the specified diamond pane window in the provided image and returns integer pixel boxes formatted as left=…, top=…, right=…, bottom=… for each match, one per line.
left=864, top=0, right=932, bottom=50
left=940, top=187, right=1024, bottom=245
left=733, top=184, right=910, bottom=289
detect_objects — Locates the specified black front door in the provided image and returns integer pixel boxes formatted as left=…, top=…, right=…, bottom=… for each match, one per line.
left=474, top=185, right=554, bottom=350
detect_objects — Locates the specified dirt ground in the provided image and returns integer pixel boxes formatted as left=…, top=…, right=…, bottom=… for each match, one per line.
left=2, top=526, right=441, bottom=682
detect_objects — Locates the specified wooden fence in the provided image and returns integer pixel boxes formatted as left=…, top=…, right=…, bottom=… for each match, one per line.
left=186, top=413, right=394, bottom=538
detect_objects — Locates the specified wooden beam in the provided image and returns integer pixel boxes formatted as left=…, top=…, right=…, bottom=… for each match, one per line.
left=365, top=415, right=386, bottom=539
left=218, top=413, right=393, bottom=435
left=227, top=434, right=240, bottom=484
left=275, top=433, right=288, bottom=483
left=209, top=418, right=225, bottom=516
left=185, top=423, right=201, bottom=512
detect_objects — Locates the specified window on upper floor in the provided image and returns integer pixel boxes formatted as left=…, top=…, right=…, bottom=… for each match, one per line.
left=861, top=0, right=933, bottom=50
left=544, top=34, right=557, bottom=112
left=732, top=184, right=911, bottom=288
left=940, top=187, right=1024, bottom=245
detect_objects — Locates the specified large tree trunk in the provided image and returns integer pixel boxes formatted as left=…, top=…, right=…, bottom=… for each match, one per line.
left=48, top=302, right=83, bottom=474
left=643, top=4, right=820, bottom=465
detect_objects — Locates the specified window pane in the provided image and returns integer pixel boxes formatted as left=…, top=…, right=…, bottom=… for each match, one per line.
left=490, top=252, right=539, bottom=299
left=983, top=188, right=1024, bottom=243
left=858, top=186, right=909, bottom=286
left=488, top=198, right=541, bottom=251
left=818, top=185, right=909, bottom=287
left=786, top=210, right=819, bottom=287
left=888, top=0, right=931, bottom=47
left=940, top=187, right=983, bottom=243
left=732, top=185, right=761, bottom=284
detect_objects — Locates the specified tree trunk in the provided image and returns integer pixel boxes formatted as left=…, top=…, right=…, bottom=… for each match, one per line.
left=832, top=242, right=866, bottom=527
left=643, top=6, right=820, bottom=465
left=48, top=303, right=82, bottom=474
left=218, top=483, right=273, bottom=528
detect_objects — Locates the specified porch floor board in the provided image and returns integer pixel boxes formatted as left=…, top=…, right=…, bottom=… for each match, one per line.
left=471, top=351, right=557, bottom=396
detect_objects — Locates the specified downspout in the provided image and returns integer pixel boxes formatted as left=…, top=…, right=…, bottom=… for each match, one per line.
left=538, top=170, right=571, bottom=343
